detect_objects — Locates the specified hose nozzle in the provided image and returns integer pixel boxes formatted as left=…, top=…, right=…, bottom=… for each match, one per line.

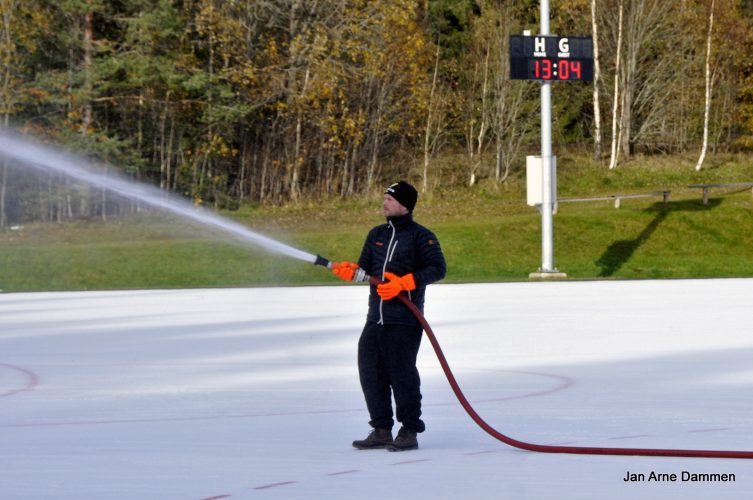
left=313, top=254, right=332, bottom=268
left=314, top=254, right=371, bottom=282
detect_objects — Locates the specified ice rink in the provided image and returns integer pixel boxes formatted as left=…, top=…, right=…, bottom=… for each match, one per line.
left=2, top=279, right=753, bottom=499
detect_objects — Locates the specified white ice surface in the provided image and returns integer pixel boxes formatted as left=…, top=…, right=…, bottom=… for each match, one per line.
left=2, top=279, right=753, bottom=499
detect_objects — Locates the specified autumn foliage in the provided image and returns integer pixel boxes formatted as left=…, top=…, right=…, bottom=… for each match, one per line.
left=0, top=0, right=752, bottom=210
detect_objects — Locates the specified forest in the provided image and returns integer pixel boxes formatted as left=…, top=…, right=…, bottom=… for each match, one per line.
left=1, top=0, right=752, bottom=224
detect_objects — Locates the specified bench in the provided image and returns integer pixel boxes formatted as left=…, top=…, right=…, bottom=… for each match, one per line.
left=687, top=183, right=753, bottom=205
left=558, top=191, right=670, bottom=209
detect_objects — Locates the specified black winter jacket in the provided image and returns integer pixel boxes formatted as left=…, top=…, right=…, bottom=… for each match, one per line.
left=358, top=213, right=446, bottom=326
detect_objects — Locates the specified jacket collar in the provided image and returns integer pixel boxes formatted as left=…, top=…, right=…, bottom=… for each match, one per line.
left=386, top=212, right=413, bottom=228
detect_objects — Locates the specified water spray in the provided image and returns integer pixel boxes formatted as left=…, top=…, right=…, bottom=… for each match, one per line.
left=3, top=131, right=752, bottom=459
left=0, top=132, right=317, bottom=264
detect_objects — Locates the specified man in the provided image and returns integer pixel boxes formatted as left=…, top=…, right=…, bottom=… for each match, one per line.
left=332, top=180, right=446, bottom=451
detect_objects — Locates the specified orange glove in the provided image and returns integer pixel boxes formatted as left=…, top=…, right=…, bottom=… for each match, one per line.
left=377, top=272, right=416, bottom=300
left=332, top=261, right=358, bottom=281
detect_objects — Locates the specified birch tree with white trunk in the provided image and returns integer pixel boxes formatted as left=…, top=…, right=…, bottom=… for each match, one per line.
left=608, top=0, right=624, bottom=169
left=423, top=38, right=443, bottom=193
left=591, top=0, right=603, bottom=161
left=696, top=0, right=715, bottom=171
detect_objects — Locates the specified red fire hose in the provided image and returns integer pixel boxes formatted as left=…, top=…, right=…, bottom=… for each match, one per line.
left=315, top=257, right=753, bottom=458
left=392, top=289, right=753, bottom=459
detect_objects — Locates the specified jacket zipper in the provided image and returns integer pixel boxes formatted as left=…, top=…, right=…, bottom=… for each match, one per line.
left=378, top=221, right=398, bottom=325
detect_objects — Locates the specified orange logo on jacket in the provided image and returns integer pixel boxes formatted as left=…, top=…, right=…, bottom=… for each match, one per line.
left=375, top=242, right=384, bottom=246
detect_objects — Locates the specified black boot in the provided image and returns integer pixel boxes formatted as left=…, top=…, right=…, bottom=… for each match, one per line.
left=352, top=428, right=393, bottom=449
left=387, top=427, right=418, bottom=452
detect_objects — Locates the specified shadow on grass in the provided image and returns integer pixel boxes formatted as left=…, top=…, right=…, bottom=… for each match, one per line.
left=595, top=199, right=722, bottom=277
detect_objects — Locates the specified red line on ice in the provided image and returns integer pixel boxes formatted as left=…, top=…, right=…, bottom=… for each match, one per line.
left=688, top=427, right=730, bottom=433
left=426, top=369, right=574, bottom=407
left=0, top=364, right=39, bottom=397
left=326, top=469, right=360, bottom=476
left=390, top=459, right=431, bottom=466
left=252, top=481, right=297, bottom=490
left=609, top=434, right=651, bottom=440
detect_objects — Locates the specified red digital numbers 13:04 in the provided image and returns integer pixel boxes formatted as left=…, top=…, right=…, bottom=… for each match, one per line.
left=533, top=59, right=583, bottom=80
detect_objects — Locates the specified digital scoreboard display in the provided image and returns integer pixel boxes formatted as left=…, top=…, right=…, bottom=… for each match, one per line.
left=510, top=35, right=593, bottom=82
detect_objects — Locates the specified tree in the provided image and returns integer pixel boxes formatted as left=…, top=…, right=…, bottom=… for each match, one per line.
left=488, top=0, right=537, bottom=183
left=3, top=0, right=753, bottom=215
left=591, top=0, right=603, bottom=161
left=456, top=0, right=537, bottom=187
left=608, top=0, right=624, bottom=169
left=0, top=0, right=22, bottom=226
left=422, top=36, right=446, bottom=193
left=0, top=0, right=51, bottom=225
left=696, top=0, right=715, bottom=170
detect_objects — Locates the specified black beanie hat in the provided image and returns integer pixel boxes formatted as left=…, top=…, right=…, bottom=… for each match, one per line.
left=385, top=180, right=418, bottom=212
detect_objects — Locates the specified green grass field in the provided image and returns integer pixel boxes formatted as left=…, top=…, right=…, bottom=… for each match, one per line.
left=2, top=155, right=753, bottom=292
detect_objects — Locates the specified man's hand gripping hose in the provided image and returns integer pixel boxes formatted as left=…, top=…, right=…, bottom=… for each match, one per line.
left=314, top=254, right=753, bottom=459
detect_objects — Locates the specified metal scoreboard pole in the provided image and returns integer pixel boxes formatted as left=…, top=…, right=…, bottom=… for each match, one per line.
left=510, top=5, right=593, bottom=279
left=534, top=0, right=562, bottom=278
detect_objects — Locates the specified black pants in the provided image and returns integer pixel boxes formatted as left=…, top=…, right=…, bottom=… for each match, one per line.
left=358, top=321, right=425, bottom=433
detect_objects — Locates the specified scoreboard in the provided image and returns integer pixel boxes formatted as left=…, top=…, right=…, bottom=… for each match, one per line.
left=510, top=35, right=593, bottom=82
